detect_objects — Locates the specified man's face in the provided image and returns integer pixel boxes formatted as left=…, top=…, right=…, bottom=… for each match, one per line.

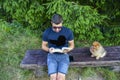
left=51, top=22, right=62, bottom=33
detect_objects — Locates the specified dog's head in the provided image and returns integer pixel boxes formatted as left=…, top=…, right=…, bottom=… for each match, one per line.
left=92, top=41, right=101, bottom=50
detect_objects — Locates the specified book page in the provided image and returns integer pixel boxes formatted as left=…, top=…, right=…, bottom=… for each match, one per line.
left=52, top=48, right=63, bottom=53
left=62, top=47, right=72, bottom=51
left=52, top=47, right=71, bottom=53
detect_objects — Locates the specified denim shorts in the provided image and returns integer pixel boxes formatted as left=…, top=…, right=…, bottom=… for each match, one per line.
left=47, top=53, right=70, bottom=76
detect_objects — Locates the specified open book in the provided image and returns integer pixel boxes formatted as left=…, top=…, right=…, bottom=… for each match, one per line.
left=52, top=47, right=72, bottom=53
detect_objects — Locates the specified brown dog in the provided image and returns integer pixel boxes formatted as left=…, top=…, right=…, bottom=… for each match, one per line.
left=90, top=41, right=107, bottom=59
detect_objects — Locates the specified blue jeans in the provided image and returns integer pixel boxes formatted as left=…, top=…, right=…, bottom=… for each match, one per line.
left=47, top=53, right=70, bottom=76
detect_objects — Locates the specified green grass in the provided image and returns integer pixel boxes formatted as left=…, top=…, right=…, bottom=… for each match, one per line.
left=0, top=20, right=120, bottom=80
left=96, top=67, right=120, bottom=80
left=0, top=20, right=42, bottom=80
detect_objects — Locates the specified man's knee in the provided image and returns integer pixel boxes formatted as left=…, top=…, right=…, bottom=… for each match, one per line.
left=50, top=73, right=57, bottom=80
left=57, top=73, right=65, bottom=80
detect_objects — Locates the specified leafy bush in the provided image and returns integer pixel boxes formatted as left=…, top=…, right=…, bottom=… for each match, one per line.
left=2, top=0, right=45, bottom=29
left=1, top=0, right=107, bottom=41
left=1, top=0, right=120, bottom=45
left=46, top=0, right=107, bottom=41
left=102, top=24, right=120, bottom=46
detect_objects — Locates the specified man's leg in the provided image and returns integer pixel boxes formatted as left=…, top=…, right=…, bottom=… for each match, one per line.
left=47, top=53, right=57, bottom=80
left=50, top=73, right=57, bottom=80
left=57, top=72, right=65, bottom=80
left=57, top=54, right=70, bottom=80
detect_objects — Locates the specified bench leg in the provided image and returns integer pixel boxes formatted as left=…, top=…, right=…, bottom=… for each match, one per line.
left=33, top=66, right=46, bottom=77
left=111, top=66, right=120, bottom=72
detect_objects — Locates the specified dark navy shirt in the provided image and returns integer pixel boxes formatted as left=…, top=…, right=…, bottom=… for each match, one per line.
left=42, top=26, right=74, bottom=49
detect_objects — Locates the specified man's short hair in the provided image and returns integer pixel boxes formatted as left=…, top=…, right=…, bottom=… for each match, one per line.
left=51, top=14, right=63, bottom=24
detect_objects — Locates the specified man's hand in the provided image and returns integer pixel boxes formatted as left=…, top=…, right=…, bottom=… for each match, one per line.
left=63, top=49, right=69, bottom=54
left=49, top=47, right=55, bottom=53
left=62, top=47, right=72, bottom=54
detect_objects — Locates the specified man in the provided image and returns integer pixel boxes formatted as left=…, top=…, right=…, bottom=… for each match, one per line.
left=42, top=13, right=74, bottom=80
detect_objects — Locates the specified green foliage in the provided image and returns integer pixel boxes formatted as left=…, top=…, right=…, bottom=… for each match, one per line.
left=96, top=67, right=119, bottom=80
left=103, top=25, right=120, bottom=46
left=81, top=67, right=96, bottom=77
left=25, top=1, right=45, bottom=29
left=80, top=67, right=119, bottom=80
left=2, top=0, right=45, bottom=29
left=1, top=0, right=120, bottom=45
left=46, top=0, right=107, bottom=41
left=0, top=20, right=42, bottom=80
left=90, top=0, right=120, bottom=18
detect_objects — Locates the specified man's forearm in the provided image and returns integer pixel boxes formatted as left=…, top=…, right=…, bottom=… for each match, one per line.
left=42, top=46, right=49, bottom=52
left=68, top=45, right=74, bottom=52
left=68, top=40, right=75, bottom=51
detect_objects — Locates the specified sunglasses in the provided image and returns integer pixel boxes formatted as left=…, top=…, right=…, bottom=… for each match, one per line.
left=53, top=26, right=62, bottom=29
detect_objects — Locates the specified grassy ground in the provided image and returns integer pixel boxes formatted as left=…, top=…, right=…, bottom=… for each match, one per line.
left=0, top=20, right=120, bottom=80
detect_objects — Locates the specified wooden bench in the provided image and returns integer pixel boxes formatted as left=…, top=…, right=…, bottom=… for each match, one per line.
left=20, top=46, right=120, bottom=77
